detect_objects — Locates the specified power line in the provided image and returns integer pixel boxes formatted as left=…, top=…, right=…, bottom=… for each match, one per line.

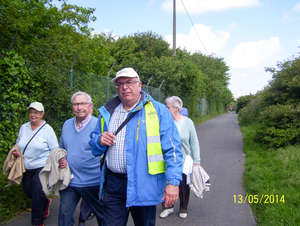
left=180, top=0, right=209, bottom=55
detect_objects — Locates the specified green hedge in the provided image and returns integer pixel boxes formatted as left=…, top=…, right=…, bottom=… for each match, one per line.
left=254, top=104, right=300, bottom=148
left=0, top=172, right=31, bottom=223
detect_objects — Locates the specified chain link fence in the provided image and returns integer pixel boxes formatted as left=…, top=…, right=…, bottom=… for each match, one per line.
left=24, top=61, right=208, bottom=135
left=25, top=61, right=167, bottom=123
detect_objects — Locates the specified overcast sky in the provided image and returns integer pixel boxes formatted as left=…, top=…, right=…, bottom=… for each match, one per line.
left=55, top=0, right=300, bottom=98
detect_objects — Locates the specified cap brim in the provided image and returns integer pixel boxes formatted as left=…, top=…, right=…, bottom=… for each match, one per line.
left=26, top=106, right=44, bottom=111
left=111, top=76, right=138, bottom=83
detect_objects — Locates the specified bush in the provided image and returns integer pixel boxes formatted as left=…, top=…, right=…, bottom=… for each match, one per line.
left=238, top=93, right=265, bottom=126
left=0, top=171, right=31, bottom=223
left=236, top=94, right=254, bottom=113
left=0, top=52, right=34, bottom=221
left=255, top=104, right=300, bottom=148
left=0, top=51, right=38, bottom=159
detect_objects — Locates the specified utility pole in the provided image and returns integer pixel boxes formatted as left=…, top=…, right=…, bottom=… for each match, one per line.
left=173, top=0, right=176, bottom=56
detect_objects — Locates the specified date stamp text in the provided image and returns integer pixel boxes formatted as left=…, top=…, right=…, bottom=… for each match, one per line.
left=233, top=194, right=285, bottom=204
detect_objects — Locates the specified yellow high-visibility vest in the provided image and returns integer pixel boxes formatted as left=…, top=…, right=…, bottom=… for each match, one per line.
left=100, top=101, right=165, bottom=175
left=101, top=117, right=105, bottom=133
left=145, top=101, right=165, bottom=175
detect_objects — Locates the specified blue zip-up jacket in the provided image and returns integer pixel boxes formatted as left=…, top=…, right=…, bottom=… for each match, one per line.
left=89, top=90, right=182, bottom=207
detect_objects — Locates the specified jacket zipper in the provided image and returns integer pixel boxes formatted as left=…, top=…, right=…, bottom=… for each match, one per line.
left=136, top=119, right=140, bottom=141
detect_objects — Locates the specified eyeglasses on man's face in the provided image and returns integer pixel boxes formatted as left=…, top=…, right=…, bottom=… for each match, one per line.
left=115, top=80, right=139, bottom=89
left=72, top=102, right=90, bottom=107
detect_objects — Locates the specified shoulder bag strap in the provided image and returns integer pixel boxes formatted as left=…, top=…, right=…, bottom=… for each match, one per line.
left=113, top=111, right=139, bottom=136
left=23, top=123, right=47, bottom=154
left=181, top=144, right=188, bottom=154
left=181, top=144, right=194, bottom=160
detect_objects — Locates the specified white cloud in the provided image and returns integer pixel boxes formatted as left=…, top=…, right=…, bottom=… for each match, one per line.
left=147, top=0, right=156, bottom=7
left=161, top=0, right=261, bottom=14
left=281, top=11, right=291, bottom=21
left=282, top=2, right=300, bottom=21
left=241, top=73, right=249, bottom=78
left=228, top=37, right=282, bottom=69
left=165, top=23, right=230, bottom=54
left=92, top=29, right=119, bottom=40
left=293, top=2, right=300, bottom=12
left=228, top=67, right=273, bottom=97
left=228, top=22, right=239, bottom=29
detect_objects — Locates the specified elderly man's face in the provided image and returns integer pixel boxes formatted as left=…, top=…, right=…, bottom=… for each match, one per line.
left=72, top=94, right=93, bottom=122
left=116, top=77, right=142, bottom=111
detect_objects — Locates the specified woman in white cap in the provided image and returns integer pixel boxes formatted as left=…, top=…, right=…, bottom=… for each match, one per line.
left=12, top=102, right=59, bottom=226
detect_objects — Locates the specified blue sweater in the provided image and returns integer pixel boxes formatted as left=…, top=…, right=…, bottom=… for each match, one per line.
left=59, top=116, right=100, bottom=187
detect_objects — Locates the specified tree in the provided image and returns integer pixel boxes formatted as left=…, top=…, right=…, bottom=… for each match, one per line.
left=236, top=94, right=254, bottom=113
left=264, top=56, right=300, bottom=106
left=189, top=51, right=232, bottom=113
left=0, top=0, right=96, bottom=63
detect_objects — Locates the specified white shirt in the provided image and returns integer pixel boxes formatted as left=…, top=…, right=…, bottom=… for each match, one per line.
left=106, top=96, right=141, bottom=173
left=16, top=121, right=59, bottom=169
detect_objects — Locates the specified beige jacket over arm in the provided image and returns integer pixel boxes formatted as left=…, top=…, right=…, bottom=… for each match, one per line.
left=39, top=148, right=71, bottom=196
left=3, top=143, right=26, bottom=186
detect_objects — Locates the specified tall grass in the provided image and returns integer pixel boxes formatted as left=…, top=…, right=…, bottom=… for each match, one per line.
left=241, top=126, right=300, bottom=225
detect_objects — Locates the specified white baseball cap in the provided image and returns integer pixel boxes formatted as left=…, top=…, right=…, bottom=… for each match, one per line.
left=111, top=67, right=139, bottom=83
left=27, top=102, right=44, bottom=112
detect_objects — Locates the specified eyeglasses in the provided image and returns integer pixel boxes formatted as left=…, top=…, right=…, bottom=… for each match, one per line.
left=72, top=102, right=90, bottom=107
left=115, top=80, right=139, bottom=89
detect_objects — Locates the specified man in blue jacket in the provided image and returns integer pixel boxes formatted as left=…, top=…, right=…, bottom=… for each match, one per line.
left=89, top=67, right=183, bottom=226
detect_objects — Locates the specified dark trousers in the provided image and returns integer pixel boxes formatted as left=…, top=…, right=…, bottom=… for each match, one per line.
left=58, top=185, right=103, bottom=226
left=79, top=198, right=92, bottom=221
left=162, top=173, right=190, bottom=213
left=179, top=173, right=190, bottom=213
left=22, top=167, right=48, bottom=225
left=103, top=169, right=156, bottom=226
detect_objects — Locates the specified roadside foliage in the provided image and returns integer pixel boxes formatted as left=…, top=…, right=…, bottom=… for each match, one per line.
left=238, top=55, right=300, bottom=148
left=0, top=0, right=232, bottom=223
left=238, top=55, right=300, bottom=224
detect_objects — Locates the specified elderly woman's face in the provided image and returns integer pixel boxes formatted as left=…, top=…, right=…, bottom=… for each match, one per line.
left=29, top=108, right=44, bottom=124
left=166, top=103, right=178, bottom=117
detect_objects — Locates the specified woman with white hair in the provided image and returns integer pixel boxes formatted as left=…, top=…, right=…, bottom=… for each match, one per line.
left=160, top=96, right=201, bottom=219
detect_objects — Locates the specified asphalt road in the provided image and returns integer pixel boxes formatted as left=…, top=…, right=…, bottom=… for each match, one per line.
left=3, top=113, right=256, bottom=226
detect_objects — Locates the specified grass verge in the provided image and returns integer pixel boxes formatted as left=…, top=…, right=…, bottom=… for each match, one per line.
left=241, top=125, right=300, bottom=225
left=191, top=111, right=226, bottom=126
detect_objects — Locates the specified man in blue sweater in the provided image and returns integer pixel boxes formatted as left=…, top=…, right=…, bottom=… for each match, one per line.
left=58, top=91, right=103, bottom=226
